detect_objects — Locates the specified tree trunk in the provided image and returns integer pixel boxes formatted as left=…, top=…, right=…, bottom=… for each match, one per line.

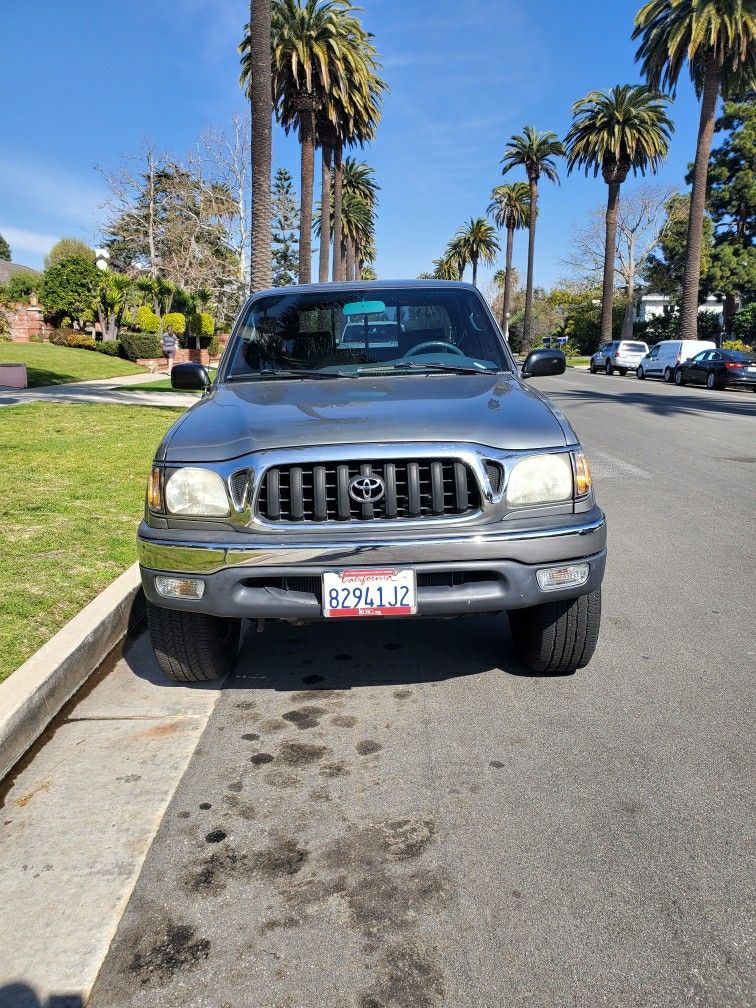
left=600, top=180, right=621, bottom=344
left=249, top=0, right=273, bottom=292
left=298, top=109, right=315, bottom=285
left=680, top=56, right=721, bottom=340
left=524, top=176, right=538, bottom=345
left=345, top=236, right=356, bottom=282
left=318, top=144, right=332, bottom=283
left=331, top=142, right=343, bottom=282
left=471, top=257, right=478, bottom=287
left=502, top=225, right=514, bottom=339
left=621, top=230, right=635, bottom=340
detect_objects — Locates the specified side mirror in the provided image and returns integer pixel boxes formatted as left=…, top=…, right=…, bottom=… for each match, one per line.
left=521, top=348, right=566, bottom=379
left=171, top=362, right=210, bottom=391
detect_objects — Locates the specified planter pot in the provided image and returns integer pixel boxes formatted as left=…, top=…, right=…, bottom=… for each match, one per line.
left=0, top=363, right=28, bottom=388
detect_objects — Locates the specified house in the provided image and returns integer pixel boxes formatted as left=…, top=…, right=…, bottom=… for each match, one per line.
left=0, top=261, right=46, bottom=341
left=635, top=293, right=724, bottom=325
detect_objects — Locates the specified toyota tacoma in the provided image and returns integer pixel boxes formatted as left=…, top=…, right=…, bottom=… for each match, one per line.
left=139, top=281, right=606, bottom=681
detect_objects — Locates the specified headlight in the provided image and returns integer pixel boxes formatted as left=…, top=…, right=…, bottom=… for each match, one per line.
left=164, top=468, right=229, bottom=516
left=506, top=453, right=573, bottom=507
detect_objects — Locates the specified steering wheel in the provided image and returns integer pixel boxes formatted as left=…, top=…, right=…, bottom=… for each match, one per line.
left=403, top=341, right=466, bottom=358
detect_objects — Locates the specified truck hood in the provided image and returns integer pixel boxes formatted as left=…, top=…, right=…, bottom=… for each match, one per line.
left=158, top=372, right=574, bottom=463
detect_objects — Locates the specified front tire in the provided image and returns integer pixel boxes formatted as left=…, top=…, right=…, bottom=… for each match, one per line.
left=147, top=602, right=241, bottom=681
left=507, top=589, right=601, bottom=675
left=636, top=366, right=645, bottom=380
left=674, top=369, right=685, bottom=386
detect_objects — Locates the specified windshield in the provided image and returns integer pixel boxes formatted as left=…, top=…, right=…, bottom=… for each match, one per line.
left=225, top=287, right=510, bottom=379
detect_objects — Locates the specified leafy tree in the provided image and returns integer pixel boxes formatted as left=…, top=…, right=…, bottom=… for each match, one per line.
left=0, top=233, right=10, bottom=261
left=40, top=256, right=100, bottom=328
left=488, top=182, right=530, bottom=334
left=452, top=218, right=499, bottom=287
left=633, top=0, right=756, bottom=339
left=731, top=302, right=756, bottom=342
left=2, top=271, right=42, bottom=303
left=501, top=126, right=565, bottom=343
left=134, top=305, right=160, bottom=333
left=700, top=100, right=756, bottom=321
left=565, top=84, right=673, bottom=343
left=272, top=167, right=300, bottom=286
left=645, top=193, right=714, bottom=299
left=44, top=238, right=95, bottom=270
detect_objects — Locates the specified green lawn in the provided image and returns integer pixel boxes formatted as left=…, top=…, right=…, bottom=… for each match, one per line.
left=568, top=357, right=591, bottom=367
left=0, top=342, right=146, bottom=386
left=0, top=403, right=183, bottom=682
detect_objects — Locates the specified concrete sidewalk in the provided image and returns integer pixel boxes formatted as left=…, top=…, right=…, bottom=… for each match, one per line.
left=0, top=371, right=193, bottom=408
left=0, top=632, right=223, bottom=1007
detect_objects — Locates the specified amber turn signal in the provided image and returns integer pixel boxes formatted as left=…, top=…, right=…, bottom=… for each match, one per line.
left=574, top=452, right=592, bottom=497
left=147, top=466, right=163, bottom=511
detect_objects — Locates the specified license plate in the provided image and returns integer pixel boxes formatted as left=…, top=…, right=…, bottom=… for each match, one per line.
left=322, top=568, right=417, bottom=618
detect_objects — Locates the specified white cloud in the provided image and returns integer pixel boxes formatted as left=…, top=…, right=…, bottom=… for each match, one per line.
left=0, top=224, right=59, bottom=258
left=0, top=156, right=105, bottom=223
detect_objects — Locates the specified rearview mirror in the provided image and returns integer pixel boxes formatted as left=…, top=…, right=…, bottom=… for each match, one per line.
left=521, top=348, right=566, bottom=379
left=171, top=362, right=210, bottom=390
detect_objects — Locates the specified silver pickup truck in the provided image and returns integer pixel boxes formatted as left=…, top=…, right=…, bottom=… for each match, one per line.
left=138, top=281, right=606, bottom=681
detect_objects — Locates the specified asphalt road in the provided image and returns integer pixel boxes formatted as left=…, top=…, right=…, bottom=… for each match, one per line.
left=89, top=370, right=756, bottom=1008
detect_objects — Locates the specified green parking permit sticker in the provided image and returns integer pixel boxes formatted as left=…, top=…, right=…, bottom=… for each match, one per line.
left=342, top=300, right=386, bottom=316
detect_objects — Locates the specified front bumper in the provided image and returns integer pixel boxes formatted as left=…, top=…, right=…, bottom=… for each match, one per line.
left=138, top=508, right=607, bottom=619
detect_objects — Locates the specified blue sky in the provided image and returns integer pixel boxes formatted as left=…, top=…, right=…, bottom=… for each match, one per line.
left=0, top=0, right=704, bottom=290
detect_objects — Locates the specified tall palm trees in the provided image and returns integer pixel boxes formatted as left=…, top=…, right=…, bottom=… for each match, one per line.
left=501, top=127, right=565, bottom=344
left=565, top=85, right=673, bottom=342
left=633, top=0, right=755, bottom=339
left=242, top=0, right=273, bottom=291
left=487, top=182, right=530, bottom=335
left=452, top=218, right=500, bottom=287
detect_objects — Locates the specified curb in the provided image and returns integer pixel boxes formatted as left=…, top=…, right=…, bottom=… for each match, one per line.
left=0, top=563, right=143, bottom=782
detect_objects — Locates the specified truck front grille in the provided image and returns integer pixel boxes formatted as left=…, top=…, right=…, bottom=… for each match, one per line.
left=256, top=459, right=480, bottom=523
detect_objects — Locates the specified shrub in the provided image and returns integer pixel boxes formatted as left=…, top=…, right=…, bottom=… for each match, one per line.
left=134, top=305, right=160, bottom=334
left=731, top=303, right=756, bottom=343
left=65, top=334, right=97, bottom=350
left=208, top=334, right=221, bottom=356
left=95, top=340, right=122, bottom=357
left=48, top=328, right=78, bottom=346
left=163, top=311, right=186, bottom=335
left=191, top=311, right=215, bottom=337
left=119, top=332, right=162, bottom=361
left=722, top=338, right=753, bottom=353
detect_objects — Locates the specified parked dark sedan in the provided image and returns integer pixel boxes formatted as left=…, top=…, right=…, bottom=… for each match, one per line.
left=674, top=349, right=756, bottom=391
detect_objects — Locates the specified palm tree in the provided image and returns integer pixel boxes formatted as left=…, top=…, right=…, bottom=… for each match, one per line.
left=446, top=235, right=468, bottom=281
left=242, top=0, right=361, bottom=285
left=633, top=0, right=755, bottom=339
left=501, top=127, right=565, bottom=343
left=432, top=255, right=461, bottom=281
left=487, top=182, right=530, bottom=336
left=241, top=0, right=273, bottom=291
left=453, top=218, right=500, bottom=287
left=340, top=158, right=379, bottom=279
left=565, top=85, right=673, bottom=342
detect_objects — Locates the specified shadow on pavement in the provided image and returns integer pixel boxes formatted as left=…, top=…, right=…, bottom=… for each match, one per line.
left=0, top=983, right=83, bottom=1008
left=124, top=611, right=567, bottom=693
left=544, top=379, right=756, bottom=421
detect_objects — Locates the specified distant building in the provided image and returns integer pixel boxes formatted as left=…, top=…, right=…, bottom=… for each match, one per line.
left=0, top=260, right=40, bottom=285
left=635, top=293, right=724, bottom=326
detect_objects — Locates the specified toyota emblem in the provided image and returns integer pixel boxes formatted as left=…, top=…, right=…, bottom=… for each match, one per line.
left=348, top=475, right=385, bottom=503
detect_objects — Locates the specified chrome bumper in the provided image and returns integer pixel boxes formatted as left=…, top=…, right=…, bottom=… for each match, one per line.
left=137, top=509, right=607, bottom=575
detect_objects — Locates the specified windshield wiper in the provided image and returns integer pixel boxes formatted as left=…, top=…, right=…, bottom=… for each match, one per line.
left=383, top=362, right=501, bottom=375
left=228, top=368, right=353, bottom=381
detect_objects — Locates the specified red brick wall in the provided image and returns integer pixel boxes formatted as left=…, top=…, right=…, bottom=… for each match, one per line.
left=2, top=304, right=49, bottom=342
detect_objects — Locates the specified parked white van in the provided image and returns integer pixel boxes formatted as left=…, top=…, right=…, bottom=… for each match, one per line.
left=636, top=340, right=716, bottom=383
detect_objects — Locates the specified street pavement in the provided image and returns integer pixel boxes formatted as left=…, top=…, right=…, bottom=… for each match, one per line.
left=7, top=369, right=756, bottom=1008
left=0, top=371, right=192, bottom=408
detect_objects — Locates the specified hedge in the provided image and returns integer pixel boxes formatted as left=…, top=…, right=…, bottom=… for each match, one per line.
left=119, top=332, right=162, bottom=361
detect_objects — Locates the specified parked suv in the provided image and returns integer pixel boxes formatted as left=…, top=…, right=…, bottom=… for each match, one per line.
left=636, top=339, right=716, bottom=383
left=138, top=281, right=606, bottom=682
left=590, top=340, right=649, bottom=376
